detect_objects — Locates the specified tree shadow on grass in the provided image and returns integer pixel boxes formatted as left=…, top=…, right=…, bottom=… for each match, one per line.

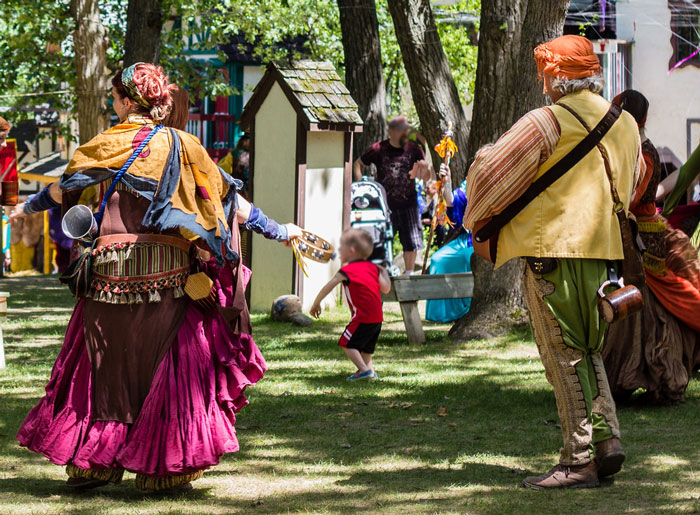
left=2, top=276, right=700, bottom=512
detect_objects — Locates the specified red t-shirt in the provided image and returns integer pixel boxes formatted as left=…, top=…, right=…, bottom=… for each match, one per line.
left=339, top=260, right=383, bottom=324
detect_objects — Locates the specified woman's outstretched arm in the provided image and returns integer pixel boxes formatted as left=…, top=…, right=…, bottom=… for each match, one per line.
left=236, top=193, right=302, bottom=244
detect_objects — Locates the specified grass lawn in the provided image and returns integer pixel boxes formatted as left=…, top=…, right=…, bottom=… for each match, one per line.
left=0, top=276, right=699, bottom=514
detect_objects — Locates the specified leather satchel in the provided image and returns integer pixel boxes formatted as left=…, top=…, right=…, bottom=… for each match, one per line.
left=473, top=103, right=623, bottom=264
left=59, top=243, right=94, bottom=298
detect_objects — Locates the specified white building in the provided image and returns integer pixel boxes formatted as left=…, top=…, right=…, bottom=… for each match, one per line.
left=440, top=0, right=700, bottom=176
left=612, top=0, right=700, bottom=167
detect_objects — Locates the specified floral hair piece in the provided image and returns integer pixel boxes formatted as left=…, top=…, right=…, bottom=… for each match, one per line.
left=121, top=63, right=151, bottom=109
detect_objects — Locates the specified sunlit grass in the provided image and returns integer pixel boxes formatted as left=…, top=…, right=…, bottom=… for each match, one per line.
left=0, top=275, right=699, bottom=514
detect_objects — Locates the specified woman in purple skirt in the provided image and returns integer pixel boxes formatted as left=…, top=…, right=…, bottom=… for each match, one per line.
left=13, top=63, right=300, bottom=492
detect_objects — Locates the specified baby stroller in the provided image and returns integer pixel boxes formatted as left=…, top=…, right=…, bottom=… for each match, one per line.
left=351, top=177, right=401, bottom=276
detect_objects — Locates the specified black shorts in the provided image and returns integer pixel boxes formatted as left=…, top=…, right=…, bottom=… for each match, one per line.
left=339, top=321, right=382, bottom=354
left=390, top=205, right=425, bottom=252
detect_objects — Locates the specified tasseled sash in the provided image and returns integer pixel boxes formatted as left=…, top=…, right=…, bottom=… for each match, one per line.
left=90, top=233, right=191, bottom=304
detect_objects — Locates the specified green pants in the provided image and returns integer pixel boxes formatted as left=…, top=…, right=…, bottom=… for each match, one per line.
left=523, top=258, right=620, bottom=466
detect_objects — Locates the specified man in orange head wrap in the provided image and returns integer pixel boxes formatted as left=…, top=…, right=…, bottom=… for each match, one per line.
left=534, top=34, right=603, bottom=89
left=461, top=35, right=645, bottom=489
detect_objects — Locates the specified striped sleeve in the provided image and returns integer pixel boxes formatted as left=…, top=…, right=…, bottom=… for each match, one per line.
left=463, top=107, right=560, bottom=229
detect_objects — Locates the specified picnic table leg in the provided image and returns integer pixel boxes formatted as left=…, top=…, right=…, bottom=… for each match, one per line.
left=399, top=301, right=425, bottom=345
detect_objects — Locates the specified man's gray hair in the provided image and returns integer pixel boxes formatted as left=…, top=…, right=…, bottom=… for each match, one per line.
left=551, top=74, right=605, bottom=96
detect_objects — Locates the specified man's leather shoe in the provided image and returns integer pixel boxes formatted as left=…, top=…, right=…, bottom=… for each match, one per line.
left=522, top=462, right=599, bottom=490
left=595, top=437, right=626, bottom=478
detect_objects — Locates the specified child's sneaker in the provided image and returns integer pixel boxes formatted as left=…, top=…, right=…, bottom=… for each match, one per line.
left=347, top=369, right=375, bottom=381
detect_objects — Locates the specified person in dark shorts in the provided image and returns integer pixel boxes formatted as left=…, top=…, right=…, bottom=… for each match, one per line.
left=310, top=228, right=391, bottom=380
left=354, top=116, right=431, bottom=274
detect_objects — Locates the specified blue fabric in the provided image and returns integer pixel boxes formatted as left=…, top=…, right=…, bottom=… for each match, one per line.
left=443, top=188, right=472, bottom=244
left=2, top=215, right=9, bottom=253
left=60, top=168, right=160, bottom=200
left=95, top=124, right=163, bottom=225
left=416, top=184, right=426, bottom=217
left=244, top=205, right=288, bottom=241
left=24, top=184, right=60, bottom=215
left=141, top=128, right=239, bottom=264
left=448, top=189, right=467, bottom=229
left=425, top=228, right=473, bottom=323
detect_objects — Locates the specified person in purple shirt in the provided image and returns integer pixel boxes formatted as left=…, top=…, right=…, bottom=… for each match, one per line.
left=48, top=207, right=73, bottom=273
left=353, top=117, right=431, bottom=274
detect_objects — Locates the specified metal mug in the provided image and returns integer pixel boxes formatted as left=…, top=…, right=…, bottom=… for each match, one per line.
left=62, top=204, right=98, bottom=242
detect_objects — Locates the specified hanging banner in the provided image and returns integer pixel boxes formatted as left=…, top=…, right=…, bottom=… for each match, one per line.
left=0, top=139, right=18, bottom=206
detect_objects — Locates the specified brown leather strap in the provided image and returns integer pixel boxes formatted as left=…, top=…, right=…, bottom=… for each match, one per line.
left=557, top=104, right=624, bottom=206
left=559, top=103, right=646, bottom=288
left=474, top=103, right=622, bottom=245
left=95, top=233, right=192, bottom=253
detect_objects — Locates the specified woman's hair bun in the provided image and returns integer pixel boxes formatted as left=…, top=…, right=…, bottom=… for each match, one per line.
left=130, top=63, right=176, bottom=121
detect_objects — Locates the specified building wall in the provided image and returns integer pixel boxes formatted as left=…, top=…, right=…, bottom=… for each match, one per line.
left=250, top=82, right=297, bottom=312
left=617, top=1, right=700, bottom=161
left=302, top=131, right=345, bottom=311
left=243, top=66, right=265, bottom=107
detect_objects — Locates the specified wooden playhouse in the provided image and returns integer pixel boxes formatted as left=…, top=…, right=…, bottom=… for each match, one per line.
left=240, top=60, right=363, bottom=312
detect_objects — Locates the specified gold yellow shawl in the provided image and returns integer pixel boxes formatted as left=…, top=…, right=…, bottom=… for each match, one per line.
left=61, top=115, right=239, bottom=263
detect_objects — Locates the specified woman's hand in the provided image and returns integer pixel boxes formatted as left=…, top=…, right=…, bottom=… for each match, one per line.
left=439, top=163, right=454, bottom=206
left=282, top=223, right=303, bottom=247
left=9, top=203, right=26, bottom=222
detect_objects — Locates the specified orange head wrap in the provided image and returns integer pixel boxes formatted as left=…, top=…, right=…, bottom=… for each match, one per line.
left=534, top=35, right=602, bottom=83
left=0, top=116, right=10, bottom=133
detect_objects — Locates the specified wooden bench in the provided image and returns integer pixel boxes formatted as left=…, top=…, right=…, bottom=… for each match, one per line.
left=382, top=273, right=474, bottom=344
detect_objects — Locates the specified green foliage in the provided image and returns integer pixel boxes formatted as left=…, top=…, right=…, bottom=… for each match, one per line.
left=159, top=0, right=344, bottom=98
left=0, top=0, right=480, bottom=135
left=436, top=0, right=480, bottom=104
left=175, top=0, right=481, bottom=118
left=0, top=0, right=73, bottom=124
left=0, top=0, right=126, bottom=141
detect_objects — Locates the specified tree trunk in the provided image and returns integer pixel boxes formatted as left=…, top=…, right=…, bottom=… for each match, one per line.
left=71, top=0, right=109, bottom=144
left=337, top=0, right=387, bottom=160
left=123, top=0, right=164, bottom=66
left=386, top=0, right=470, bottom=182
left=449, top=0, right=570, bottom=342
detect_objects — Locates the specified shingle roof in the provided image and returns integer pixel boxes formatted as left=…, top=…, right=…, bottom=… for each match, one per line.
left=274, top=60, right=363, bottom=125
left=241, top=60, right=363, bottom=130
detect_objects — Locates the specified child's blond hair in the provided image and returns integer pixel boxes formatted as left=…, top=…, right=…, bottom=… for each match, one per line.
left=342, top=228, right=374, bottom=260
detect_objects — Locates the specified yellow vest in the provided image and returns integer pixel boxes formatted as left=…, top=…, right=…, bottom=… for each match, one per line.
left=495, top=90, right=640, bottom=268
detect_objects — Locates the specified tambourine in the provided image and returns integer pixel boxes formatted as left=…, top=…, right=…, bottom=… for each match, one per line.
left=296, top=231, right=337, bottom=263
left=291, top=230, right=337, bottom=277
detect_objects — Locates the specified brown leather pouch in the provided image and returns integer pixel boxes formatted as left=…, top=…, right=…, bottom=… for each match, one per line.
left=472, top=218, right=498, bottom=263
left=525, top=257, right=559, bottom=275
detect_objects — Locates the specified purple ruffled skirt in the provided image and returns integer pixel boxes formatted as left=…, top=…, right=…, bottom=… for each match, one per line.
left=16, top=299, right=266, bottom=477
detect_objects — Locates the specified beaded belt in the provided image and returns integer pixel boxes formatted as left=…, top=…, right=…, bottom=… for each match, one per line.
left=89, top=233, right=191, bottom=304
